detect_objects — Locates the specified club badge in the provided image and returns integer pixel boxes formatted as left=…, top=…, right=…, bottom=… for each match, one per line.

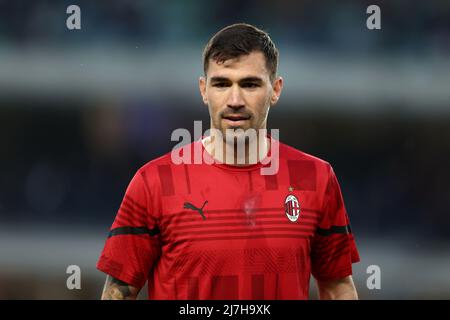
left=285, top=186, right=300, bottom=222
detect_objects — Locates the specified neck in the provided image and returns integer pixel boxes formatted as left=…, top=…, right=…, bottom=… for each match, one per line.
left=202, top=129, right=270, bottom=166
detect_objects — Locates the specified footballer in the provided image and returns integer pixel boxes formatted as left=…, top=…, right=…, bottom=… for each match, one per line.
left=97, top=23, right=360, bottom=300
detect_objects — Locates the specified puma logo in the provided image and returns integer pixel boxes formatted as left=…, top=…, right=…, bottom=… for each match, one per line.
left=183, top=200, right=208, bottom=220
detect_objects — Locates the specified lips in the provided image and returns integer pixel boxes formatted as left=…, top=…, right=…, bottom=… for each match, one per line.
left=222, top=114, right=250, bottom=121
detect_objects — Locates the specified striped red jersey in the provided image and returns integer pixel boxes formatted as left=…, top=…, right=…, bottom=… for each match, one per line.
left=97, top=138, right=360, bottom=299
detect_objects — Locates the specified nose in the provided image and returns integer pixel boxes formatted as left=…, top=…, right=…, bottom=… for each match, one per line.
left=227, top=85, right=245, bottom=109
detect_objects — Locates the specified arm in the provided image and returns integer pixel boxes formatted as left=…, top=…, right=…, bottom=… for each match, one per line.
left=101, top=275, right=141, bottom=300
left=316, top=275, right=358, bottom=300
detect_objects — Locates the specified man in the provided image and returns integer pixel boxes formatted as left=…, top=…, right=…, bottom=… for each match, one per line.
left=97, top=23, right=360, bottom=300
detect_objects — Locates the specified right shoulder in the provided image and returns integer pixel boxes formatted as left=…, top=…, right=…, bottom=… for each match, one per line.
left=134, top=141, right=196, bottom=187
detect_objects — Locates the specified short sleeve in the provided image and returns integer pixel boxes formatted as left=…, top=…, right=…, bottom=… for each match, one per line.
left=310, top=166, right=360, bottom=281
left=96, top=169, right=161, bottom=288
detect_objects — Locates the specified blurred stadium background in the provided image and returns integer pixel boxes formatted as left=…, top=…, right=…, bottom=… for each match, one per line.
left=0, top=0, right=449, bottom=299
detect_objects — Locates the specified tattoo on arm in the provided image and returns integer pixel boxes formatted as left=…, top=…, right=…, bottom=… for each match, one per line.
left=316, top=276, right=358, bottom=300
left=101, top=275, right=140, bottom=300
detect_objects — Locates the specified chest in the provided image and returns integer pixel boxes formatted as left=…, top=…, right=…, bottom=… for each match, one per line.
left=157, top=170, right=322, bottom=253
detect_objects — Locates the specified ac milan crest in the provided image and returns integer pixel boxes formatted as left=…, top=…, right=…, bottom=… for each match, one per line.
left=284, top=194, right=301, bottom=222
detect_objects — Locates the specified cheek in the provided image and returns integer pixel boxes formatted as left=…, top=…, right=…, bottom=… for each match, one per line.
left=249, top=91, right=271, bottom=114
left=206, top=93, right=223, bottom=117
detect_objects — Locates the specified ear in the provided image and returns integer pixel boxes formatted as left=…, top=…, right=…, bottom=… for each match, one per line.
left=199, top=76, right=208, bottom=105
left=270, top=76, right=283, bottom=106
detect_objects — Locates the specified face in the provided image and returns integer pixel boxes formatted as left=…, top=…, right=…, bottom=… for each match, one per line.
left=199, top=51, right=283, bottom=139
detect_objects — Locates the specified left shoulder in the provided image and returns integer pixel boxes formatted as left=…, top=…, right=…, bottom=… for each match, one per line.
left=278, top=141, right=333, bottom=174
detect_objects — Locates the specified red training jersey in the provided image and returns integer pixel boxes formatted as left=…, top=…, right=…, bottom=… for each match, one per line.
left=97, top=138, right=360, bottom=299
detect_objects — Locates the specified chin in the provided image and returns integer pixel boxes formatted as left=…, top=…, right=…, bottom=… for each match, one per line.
left=226, top=127, right=258, bottom=139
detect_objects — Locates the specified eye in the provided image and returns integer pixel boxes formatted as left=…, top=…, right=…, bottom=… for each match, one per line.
left=212, top=82, right=229, bottom=88
left=241, top=82, right=260, bottom=88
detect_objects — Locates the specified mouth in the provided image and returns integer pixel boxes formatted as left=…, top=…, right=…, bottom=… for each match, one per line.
left=222, top=114, right=251, bottom=126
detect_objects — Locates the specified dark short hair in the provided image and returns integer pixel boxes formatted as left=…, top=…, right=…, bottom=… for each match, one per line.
left=203, top=23, right=279, bottom=81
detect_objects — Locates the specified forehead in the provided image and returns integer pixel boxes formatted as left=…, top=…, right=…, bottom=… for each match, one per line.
left=206, top=51, right=270, bottom=80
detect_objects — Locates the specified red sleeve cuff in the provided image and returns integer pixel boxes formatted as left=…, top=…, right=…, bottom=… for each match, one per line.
left=313, top=265, right=354, bottom=282
left=96, top=257, right=147, bottom=289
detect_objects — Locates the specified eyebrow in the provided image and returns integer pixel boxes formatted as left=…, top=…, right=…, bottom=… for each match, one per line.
left=209, top=76, right=230, bottom=83
left=209, top=76, right=264, bottom=83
